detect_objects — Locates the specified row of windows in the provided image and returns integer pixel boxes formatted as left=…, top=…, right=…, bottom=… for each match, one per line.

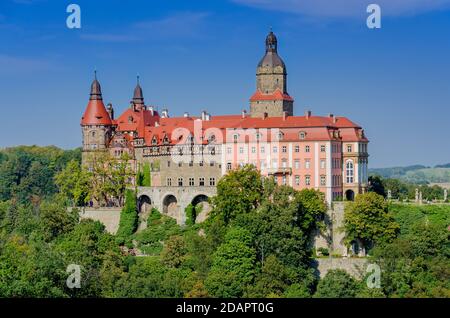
left=277, top=175, right=327, bottom=186
left=228, top=144, right=321, bottom=155
left=167, top=177, right=216, bottom=187
left=167, top=161, right=218, bottom=168
left=226, top=159, right=329, bottom=170
left=232, top=131, right=308, bottom=142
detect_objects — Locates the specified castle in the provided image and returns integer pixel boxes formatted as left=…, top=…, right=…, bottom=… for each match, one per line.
left=81, top=31, right=369, bottom=222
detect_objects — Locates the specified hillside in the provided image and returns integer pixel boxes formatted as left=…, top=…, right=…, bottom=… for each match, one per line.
left=369, top=164, right=450, bottom=184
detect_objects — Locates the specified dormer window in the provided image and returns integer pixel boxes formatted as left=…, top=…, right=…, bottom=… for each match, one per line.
left=233, top=134, right=239, bottom=143
left=208, top=134, right=216, bottom=143
left=152, top=137, right=158, bottom=145
left=278, top=132, right=284, bottom=140
left=128, top=116, right=133, bottom=123
left=299, top=131, right=306, bottom=140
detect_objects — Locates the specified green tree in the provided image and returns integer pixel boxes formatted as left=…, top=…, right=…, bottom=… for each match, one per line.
left=210, top=165, right=263, bottom=224
left=314, top=269, right=360, bottom=298
left=39, top=201, right=79, bottom=241
left=205, top=227, right=256, bottom=297
left=343, top=192, right=399, bottom=249
left=142, top=162, right=151, bottom=186
left=55, top=160, right=90, bottom=206
left=161, top=235, right=188, bottom=268
left=368, top=175, right=386, bottom=197
left=116, top=190, right=138, bottom=246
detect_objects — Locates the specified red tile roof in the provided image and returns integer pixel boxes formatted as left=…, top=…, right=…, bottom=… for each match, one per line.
left=250, top=89, right=294, bottom=102
left=81, top=99, right=112, bottom=125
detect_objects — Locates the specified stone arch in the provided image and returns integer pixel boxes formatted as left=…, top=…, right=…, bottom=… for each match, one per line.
left=162, top=194, right=178, bottom=219
left=138, top=195, right=151, bottom=214
left=345, top=189, right=355, bottom=201
left=191, top=194, right=211, bottom=223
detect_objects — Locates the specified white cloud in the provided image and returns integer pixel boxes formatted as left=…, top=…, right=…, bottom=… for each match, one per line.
left=80, top=11, right=211, bottom=43
left=232, top=0, right=450, bottom=17
left=0, top=54, right=55, bottom=74
left=134, top=11, right=211, bottom=37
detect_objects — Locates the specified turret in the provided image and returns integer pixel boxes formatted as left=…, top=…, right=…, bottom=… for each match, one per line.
left=80, top=71, right=112, bottom=164
left=250, top=30, right=294, bottom=118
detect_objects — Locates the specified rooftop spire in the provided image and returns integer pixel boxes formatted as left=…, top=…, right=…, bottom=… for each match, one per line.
left=265, top=29, right=277, bottom=53
left=133, top=74, right=144, bottom=105
left=90, top=70, right=102, bottom=101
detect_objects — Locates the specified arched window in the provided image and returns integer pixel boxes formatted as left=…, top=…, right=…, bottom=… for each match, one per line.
left=346, top=160, right=354, bottom=184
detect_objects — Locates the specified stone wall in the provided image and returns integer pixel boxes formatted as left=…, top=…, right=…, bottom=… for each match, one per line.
left=79, top=207, right=122, bottom=234
left=314, top=257, right=368, bottom=279
left=313, top=201, right=349, bottom=256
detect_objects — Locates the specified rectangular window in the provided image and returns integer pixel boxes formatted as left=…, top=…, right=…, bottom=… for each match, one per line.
left=305, top=145, right=310, bottom=153
left=273, top=146, right=278, bottom=153
left=260, top=146, right=265, bottom=154
left=167, top=161, right=171, bottom=167
left=167, top=178, right=172, bottom=186
left=239, top=147, right=244, bottom=154
left=295, top=145, right=300, bottom=153
left=209, top=178, right=216, bottom=186
left=320, top=145, right=326, bottom=152
left=252, top=147, right=256, bottom=153
left=227, top=147, right=232, bottom=154
left=199, top=177, right=205, bottom=186
left=305, top=175, right=311, bottom=186
left=305, top=160, right=310, bottom=169
left=189, top=161, right=193, bottom=167
left=282, top=146, right=287, bottom=153
left=320, top=175, right=326, bottom=186
left=294, top=160, right=300, bottom=169
left=199, top=161, right=204, bottom=167
left=347, top=144, right=352, bottom=153
left=272, top=159, right=278, bottom=169
left=210, top=161, right=215, bottom=167
left=227, top=162, right=232, bottom=170
left=178, top=162, right=182, bottom=167
left=178, top=178, right=183, bottom=187
left=295, top=175, right=300, bottom=186
left=320, top=159, right=326, bottom=169
left=189, top=177, right=195, bottom=186
left=282, top=175, right=287, bottom=185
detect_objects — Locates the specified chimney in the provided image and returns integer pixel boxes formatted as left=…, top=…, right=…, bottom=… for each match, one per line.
left=201, top=110, right=207, bottom=121
left=283, top=111, right=288, bottom=121
left=161, top=108, right=169, bottom=118
left=184, top=112, right=189, bottom=118
left=262, top=112, right=268, bottom=120
left=328, top=113, right=337, bottom=123
left=305, top=110, right=312, bottom=119
left=107, top=103, right=114, bottom=120
left=148, top=105, right=154, bottom=116
left=242, top=109, right=247, bottom=119
left=205, top=113, right=211, bottom=121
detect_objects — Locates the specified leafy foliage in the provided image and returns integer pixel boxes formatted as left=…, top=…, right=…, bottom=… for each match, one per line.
left=116, top=190, right=138, bottom=246
left=313, top=269, right=360, bottom=298
left=343, top=192, right=400, bottom=248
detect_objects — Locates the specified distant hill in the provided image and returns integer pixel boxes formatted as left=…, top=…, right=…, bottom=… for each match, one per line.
left=369, top=164, right=450, bottom=184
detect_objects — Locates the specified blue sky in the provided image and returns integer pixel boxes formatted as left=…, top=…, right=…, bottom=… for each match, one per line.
left=0, top=0, right=449, bottom=168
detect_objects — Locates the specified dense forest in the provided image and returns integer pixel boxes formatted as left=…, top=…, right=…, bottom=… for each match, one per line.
left=0, top=146, right=448, bottom=298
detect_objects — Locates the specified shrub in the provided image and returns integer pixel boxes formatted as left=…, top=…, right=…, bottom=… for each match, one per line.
left=116, top=190, right=138, bottom=246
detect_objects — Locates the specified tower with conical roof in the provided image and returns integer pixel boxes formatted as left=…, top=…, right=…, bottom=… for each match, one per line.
left=80, top=71, right=112, bottom=165
left=250, top=30, right=294, bottom=118
left=132, top=75, right=145, bottom=109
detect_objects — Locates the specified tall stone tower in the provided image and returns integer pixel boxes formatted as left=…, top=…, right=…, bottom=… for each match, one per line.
left=80, top=72, right=112, bottom=165
left=250, top=30, right=294, bottom=118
